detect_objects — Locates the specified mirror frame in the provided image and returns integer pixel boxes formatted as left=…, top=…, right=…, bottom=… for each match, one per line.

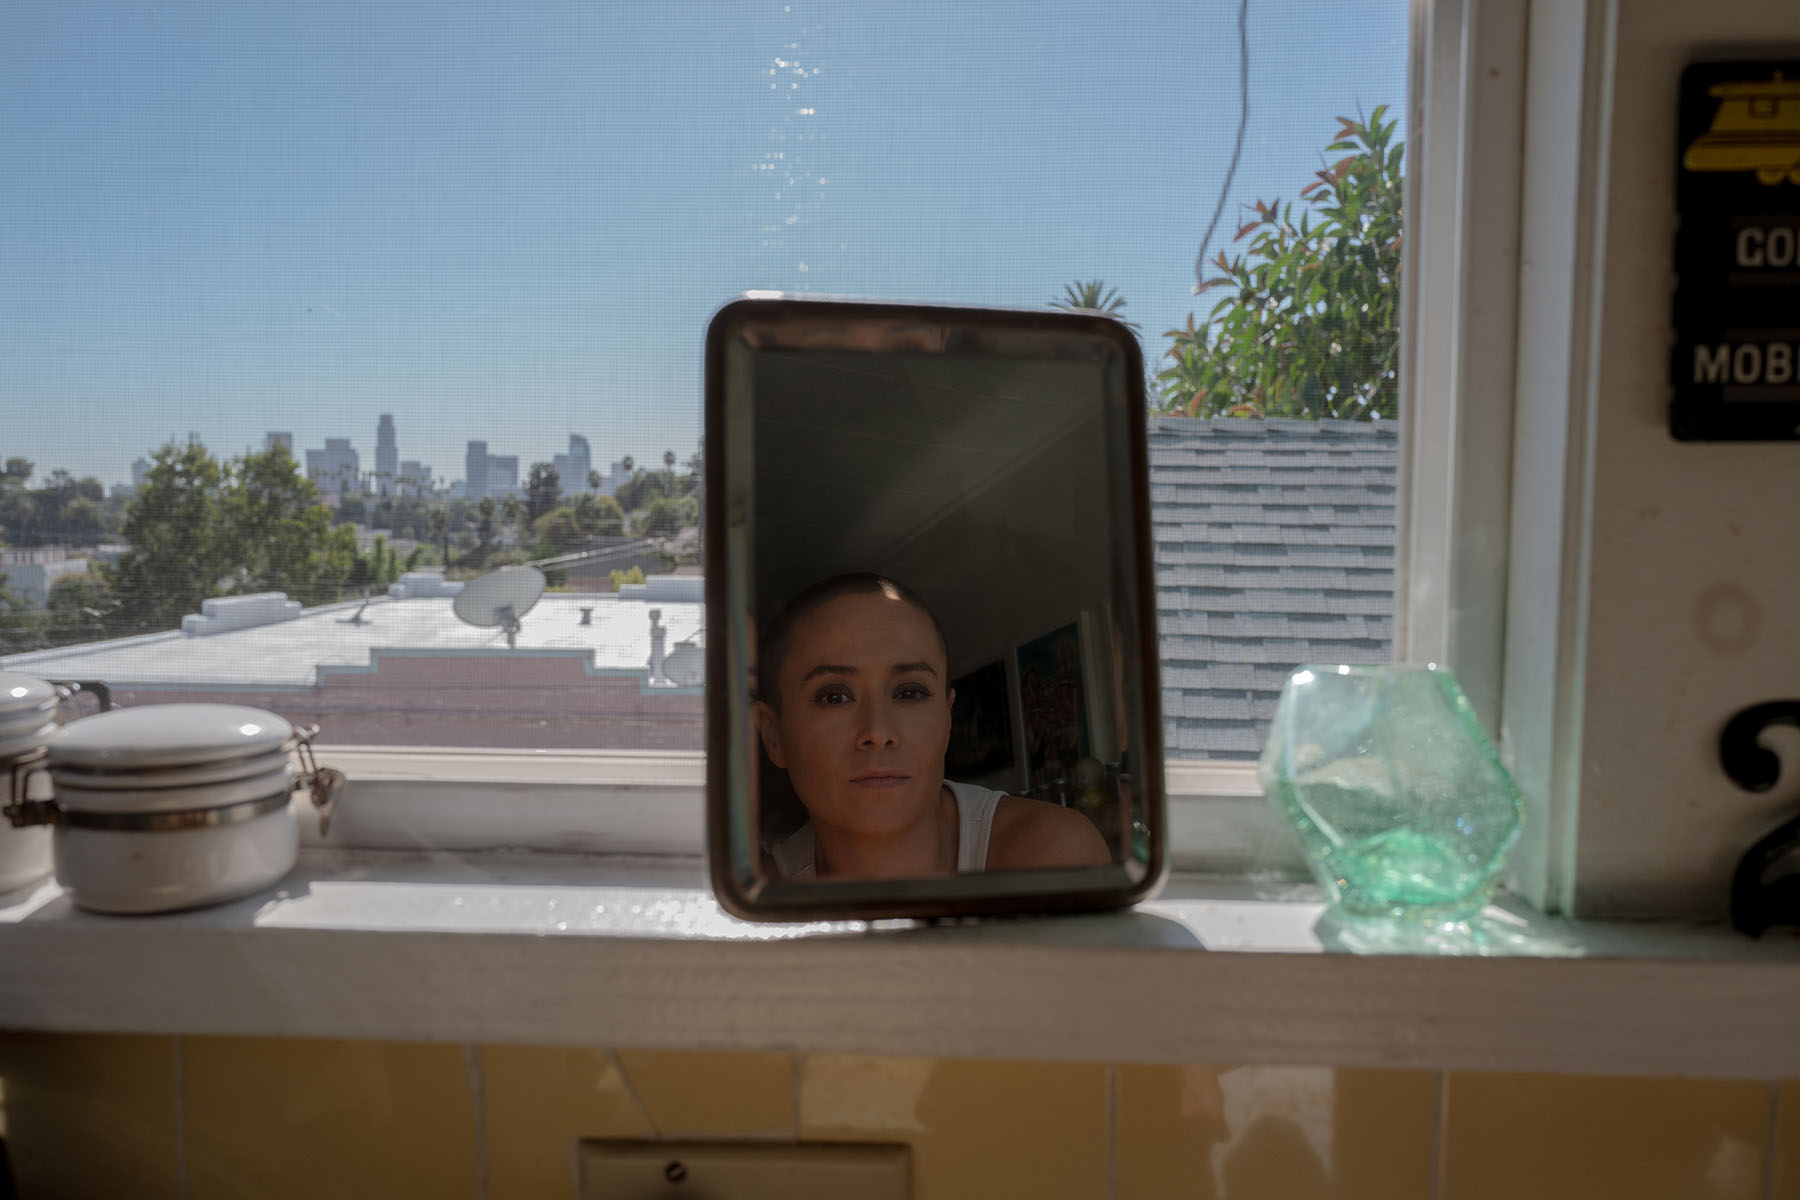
left=704, top=295, right=1166, bottom=921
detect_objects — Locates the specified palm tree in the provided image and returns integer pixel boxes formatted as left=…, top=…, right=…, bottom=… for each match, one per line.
left=663, top=449, right=676, bottom=471
left=1050, top=280, right=1139, bottom=332
left=621, top=455, right=634, bottom=474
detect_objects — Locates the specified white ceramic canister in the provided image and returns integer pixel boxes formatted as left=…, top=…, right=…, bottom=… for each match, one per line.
left=0, top=672, right=61, bottom=894
left=10, top=703, right=340, bottom=914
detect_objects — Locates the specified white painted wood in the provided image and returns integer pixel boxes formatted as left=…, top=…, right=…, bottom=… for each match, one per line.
left=1395, top=0, right=1528, bottom=735
left=300, top=750, right=1305, bottom=874
left=2, top=854, right=1796, bottom=1078
left=1499, top=0, right=1613, bottom=916
left=1560, top=0, right=1800, bottom=917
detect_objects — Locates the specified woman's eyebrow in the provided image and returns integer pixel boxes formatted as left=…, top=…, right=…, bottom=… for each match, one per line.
left=889, top=661, right=939, bottom=677
left=800, top=663, right=858, bottom=682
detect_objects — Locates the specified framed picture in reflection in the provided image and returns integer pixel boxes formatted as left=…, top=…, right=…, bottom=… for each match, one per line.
left=945, top=659, right=1015, bottom=779
left=1016, top=621, right=1090, bottom=793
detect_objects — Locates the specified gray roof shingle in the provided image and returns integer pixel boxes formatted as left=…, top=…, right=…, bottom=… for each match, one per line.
left=1151, top=417, right=1397, bottom=761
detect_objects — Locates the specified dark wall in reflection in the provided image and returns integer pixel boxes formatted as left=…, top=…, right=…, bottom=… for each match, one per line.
left=749, top=349, right=1129, bottom=852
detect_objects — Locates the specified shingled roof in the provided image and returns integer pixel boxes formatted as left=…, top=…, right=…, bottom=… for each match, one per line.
left=1149, top=416, right=1398, bottom=760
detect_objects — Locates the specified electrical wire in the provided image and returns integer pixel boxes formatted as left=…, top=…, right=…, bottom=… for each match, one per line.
left=1193, top=0, right=1251, bottom=294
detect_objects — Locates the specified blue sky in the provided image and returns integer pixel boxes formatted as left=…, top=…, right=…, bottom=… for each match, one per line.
left=1, top=1, right=1407, bottom=490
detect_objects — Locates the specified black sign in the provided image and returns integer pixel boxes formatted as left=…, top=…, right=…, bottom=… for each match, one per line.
left=1670, top=61, right=1800, bottom=441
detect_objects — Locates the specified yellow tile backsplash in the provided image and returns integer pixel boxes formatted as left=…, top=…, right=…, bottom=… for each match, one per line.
left=1331, top=1065, right=1440, bottom=1200
left=181, top=1036, right=482, bottom=1200
left=481, top=1045, right=654, bottom=1199
left=1442, top=1071, right=1769, bottom=1200
left=1771, top=1081, right=1798, bottom=1200
left=614, top=1049, right=793, bottom=1136
left=2, top=1034, right=1795, bottom=1200
left=1116, top=1063, right=1436, bottom=1200
left=800, top=1054, right=1109, bottom=1200
left=0, top=1032, right=180, bottom=1200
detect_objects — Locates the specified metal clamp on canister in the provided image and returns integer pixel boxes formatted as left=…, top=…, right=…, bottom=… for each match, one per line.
left=3, top=745, right=57, bottom=828
left=293, top=724, right=345, bottom=837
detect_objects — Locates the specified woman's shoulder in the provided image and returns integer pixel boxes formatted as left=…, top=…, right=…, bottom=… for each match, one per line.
left=984, top=792, right=1111, bottom=869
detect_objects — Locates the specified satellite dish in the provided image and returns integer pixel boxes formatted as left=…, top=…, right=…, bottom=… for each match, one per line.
left=453, top=566, right=546, bottom=649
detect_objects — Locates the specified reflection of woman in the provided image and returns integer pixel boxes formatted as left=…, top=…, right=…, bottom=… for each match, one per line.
left=753, top=573, right=1111, bottom=880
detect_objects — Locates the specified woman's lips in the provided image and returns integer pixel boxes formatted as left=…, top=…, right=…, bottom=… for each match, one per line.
left=851, top=772, right=910, bottom=789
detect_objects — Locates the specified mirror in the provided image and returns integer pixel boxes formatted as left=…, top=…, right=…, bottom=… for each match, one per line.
left=705, top=297, right=1165, bottom=920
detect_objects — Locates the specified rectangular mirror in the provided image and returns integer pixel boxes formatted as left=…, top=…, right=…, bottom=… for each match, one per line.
left=705, top=297, right=1165, bottom=920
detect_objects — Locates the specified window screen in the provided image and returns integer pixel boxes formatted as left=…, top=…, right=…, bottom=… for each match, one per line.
left=0, top=2, right=1407, bottom=758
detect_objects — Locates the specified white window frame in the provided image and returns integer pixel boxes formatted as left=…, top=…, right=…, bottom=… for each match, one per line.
left=286, top=0, right=1533, bottom=881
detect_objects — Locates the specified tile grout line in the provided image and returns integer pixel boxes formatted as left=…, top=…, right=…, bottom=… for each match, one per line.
left=1428, top=1069, right=1447, bottom=1200
left=606, top=1049, right=660, bottom=1138
left=173, top=1035, right=187, bottom=1200
left=1105, top=1063, right=1119, bottom=1200
left=790, top=1053, right=803, bottom=1142
left=466, top=1045, right=489, bottom=1200
left=1763, top=1080, right=1781, bottom=1200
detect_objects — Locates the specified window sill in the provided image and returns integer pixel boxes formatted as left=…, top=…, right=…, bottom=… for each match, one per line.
left=304, top=748, right=1296, bottom=873
left=3, top=848, right=1797, bottom=1077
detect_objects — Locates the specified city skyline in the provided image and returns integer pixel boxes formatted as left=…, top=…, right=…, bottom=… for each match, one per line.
left=101, top=415, right=696, bottom=497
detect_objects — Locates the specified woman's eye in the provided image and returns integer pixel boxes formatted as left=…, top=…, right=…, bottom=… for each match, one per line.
left=894, top=683, right=932, bottom=701
left=813, top=685, right=852, bottom=706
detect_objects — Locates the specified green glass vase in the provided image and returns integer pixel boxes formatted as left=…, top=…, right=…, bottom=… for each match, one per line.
left=1258, top=664, right=1524, bottom=921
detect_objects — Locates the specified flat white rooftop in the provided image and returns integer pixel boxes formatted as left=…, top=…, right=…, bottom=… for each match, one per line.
left=1, top=594, right=703, bottom=690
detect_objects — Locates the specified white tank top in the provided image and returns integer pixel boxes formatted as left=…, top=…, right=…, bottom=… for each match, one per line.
left=768, top=780, right=1005, bottom=879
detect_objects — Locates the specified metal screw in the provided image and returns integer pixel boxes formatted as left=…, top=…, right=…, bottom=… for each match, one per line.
left=664, top=1161, right=688, bottom=1184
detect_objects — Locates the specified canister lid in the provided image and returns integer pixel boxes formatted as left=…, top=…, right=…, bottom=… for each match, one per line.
left=49, top=761, right=297, bottom=815
left=48, top=704, right=294, bottom=771
left=0, top=721, right=58, bottom=762
left=0, top=707, right=57, bottom=740
left=0, top=673, right=58, bottom=720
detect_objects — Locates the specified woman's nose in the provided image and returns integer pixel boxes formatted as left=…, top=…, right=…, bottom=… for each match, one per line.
left=856, top=701, right=899, bottom=749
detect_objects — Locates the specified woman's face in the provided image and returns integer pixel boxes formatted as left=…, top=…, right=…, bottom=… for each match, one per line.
left=754, top=589, right=953, bottom=837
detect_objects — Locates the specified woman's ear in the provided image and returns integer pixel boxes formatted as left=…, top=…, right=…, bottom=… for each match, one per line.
left=752, top=700, right=786, bottom=769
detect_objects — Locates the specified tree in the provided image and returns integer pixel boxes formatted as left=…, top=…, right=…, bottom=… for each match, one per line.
left=365, top=534, right=399, bottom=589
left=1050, top=280, right=1139, bottom=332
left=587, top=468, right=603, bottom=492
left=0, top=572, right=44, bottom=653
left=0, top=464, right=32, bottom=547
left=608, top=566, right=645, bottom=591
left=104, top=440, right=370, bottom=632
left=532, top=506, right=585, bottom=554
left=642, top=496, right=684, bottom=537
left=525, top=462, right=562, bottom=522
left=0, top=465, right=110, bottom=548
left=573, top=492, right=624, bottom=536
left=614, top=469, right=671, bottom=514
left=1157, top=108, right=1403, bottom=421
left=475, top=497, right=498, bottom=563
left=621, top=455, right=634, bottom=474
left=42, top=572, right=118, bottom=647
left=663, top=449, right=676, bottom=471
left=220, top=444, right=336, bottom=603
left=499, top=495, right=527, bottom=545
left=429, top=508, right=450, bottom=566
left=107, top=442, right=234, bottom=634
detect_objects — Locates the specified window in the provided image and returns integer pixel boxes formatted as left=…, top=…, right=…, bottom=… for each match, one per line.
left=0, top=2, right=1451, bottom=862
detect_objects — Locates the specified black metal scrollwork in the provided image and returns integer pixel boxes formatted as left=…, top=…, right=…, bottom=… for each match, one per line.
left=1723, top=700, right=1800, bottom=937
